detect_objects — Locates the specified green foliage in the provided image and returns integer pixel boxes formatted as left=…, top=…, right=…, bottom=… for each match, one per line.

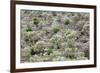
left=65, top=48, right=78, bottom=59
left=47, top=48, right=53, bottom=55
left=61, top=29, right=77, bottom=48
left=53, top=27, right=60, bottom=33
left=67, top=39, right=75, bottom=48
left=50, top=35, right=62, bottom=49
left=33, top=41, right=46, bottom=53
left=65, top=29, right=76, bottom=37
left=64, top=29, right=77, bottom=41
left=64, top=48, right=86, bottom=60
left=24, top=32, right=30, bottom=42
left=21, top=47, right=31, bottom=62
left=65, top=48, right=78, bottom=52
left=33, top=17, right=39, bottom=25
left=21, top=10, right=89, bottom=62
left=24, top=36, right=29, bottom=42
left=52, top=12, right=57, bottom=16
left=68, top=54, right=76, bottom=59
left=26, top=25, right=32, bottom=32
left=84, top=50, right=89, bottom=58
left=23, top=32, right=35, bottom=46
left=64, top=19, right=70, bottom=25
left=30, top=49, right=34, bottom=55
left=82, top=24, right=89, bottom=36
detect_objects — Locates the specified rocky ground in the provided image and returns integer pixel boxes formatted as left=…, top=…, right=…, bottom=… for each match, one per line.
left=20, top=10, right=90, bottom=63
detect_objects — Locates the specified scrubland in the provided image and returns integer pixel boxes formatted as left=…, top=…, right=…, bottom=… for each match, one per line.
left=20, top=10, right=90, bottom=62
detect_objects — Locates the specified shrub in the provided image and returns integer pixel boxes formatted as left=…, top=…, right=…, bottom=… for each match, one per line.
left=33, top=17, right=39, bottom=25
left=26, top=25, right=32, bottom=32
left=23, top=31, right=40, bottom=46
left=64, top=29, right=77, bottom=41
left=68, top=54, right=76, bottom=59
left=65, top=48, right=78, bottom=53
left=65, top=29, right=76, bottom=37
left=62, top=29, right=74, bottom=36
left=67, top=39, right=75, bottom=48
left=30, top=47, right=36, bottom=55
left=53, top=27, right=60, bottom=33
left=62, top=29, right=77, bottom=46
left=24, top=32, right=32, bottom=40
left=52, top=12, right=57, bottom=16
left=64, top=19, right=70, bottom=25
left=24, top=35, right=29, bottom=42
left=65, top=48, right=78, bottom=59
left=21, top=47, right=31, bottom=62
left=50, top=35, right=63, bottom=49
left=33, top=41, right=46, bottom=53
left=24, top=32, right=31, bottom=43
left=64, top=48, right=86, bottom=60
left=47, top=48, right=53, bottom=55
left=82, top=24, right=89, bottom=36
left=84, top=50, right=89, bottom=58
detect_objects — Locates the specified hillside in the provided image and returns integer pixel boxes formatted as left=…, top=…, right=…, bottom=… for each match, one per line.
left=20, top=10, right=90, bottom=62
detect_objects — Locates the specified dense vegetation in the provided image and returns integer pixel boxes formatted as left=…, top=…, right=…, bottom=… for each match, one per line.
left=20, top=10, right=90, bottom=63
